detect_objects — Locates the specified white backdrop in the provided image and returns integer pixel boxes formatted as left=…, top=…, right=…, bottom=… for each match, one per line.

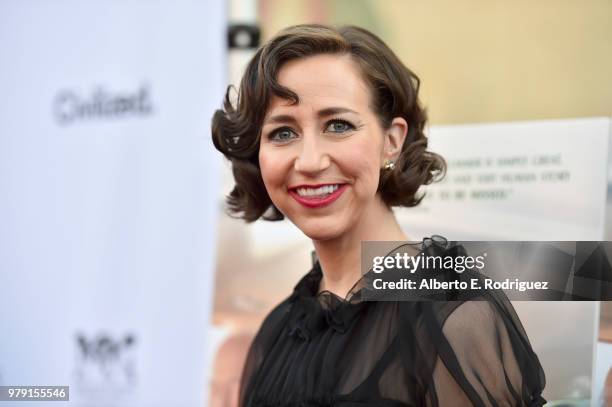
left=0, top=1, right=224, bottom=406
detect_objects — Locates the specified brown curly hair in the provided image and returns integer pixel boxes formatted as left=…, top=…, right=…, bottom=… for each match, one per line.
left=212, top=24, right=446, bottom=222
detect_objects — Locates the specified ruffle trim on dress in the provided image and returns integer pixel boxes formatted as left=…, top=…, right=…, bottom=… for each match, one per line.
left=285, top=236, right=464, bottom=341
left=286, top=271, right=366, bottom=340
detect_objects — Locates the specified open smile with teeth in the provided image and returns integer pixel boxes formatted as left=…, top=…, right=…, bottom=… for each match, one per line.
left=295, top=184, right=340, bottom=198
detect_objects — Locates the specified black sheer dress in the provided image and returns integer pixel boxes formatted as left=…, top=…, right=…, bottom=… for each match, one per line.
left=239, top=238, right=547, bottom=406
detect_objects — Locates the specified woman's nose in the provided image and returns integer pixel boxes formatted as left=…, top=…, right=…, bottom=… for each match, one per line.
left=293, top=135, right=330, bottom=175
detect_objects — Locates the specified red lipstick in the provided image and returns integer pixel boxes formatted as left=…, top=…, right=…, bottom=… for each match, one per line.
left=289, top=184, right=348, bottom=208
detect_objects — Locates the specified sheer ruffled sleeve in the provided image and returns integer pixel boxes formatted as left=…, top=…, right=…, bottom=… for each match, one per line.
left=373, top=238, right=547, bottom=406
left=419, top=298, right=546, bottom=406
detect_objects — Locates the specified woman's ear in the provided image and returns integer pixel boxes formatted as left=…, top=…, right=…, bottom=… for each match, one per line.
left=382, top=117, right=408, bottom=162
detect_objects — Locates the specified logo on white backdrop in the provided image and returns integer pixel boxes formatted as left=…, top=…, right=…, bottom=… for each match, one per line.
left=53, top=84, right=154, bottom=125
left=74, top=332, right=138, bottom=393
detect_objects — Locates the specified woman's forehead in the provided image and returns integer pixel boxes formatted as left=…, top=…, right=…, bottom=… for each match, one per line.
left=268, top=54, right=371, bottom=117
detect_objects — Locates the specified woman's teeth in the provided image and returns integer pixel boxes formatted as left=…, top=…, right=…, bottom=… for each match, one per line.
left=296, top=184, right=340, bottom=197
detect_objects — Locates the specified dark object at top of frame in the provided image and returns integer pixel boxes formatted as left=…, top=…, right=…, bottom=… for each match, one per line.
left=228, top=24, right=260, bottom=50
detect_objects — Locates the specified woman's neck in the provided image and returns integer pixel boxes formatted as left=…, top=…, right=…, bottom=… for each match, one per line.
left=312, top=198, right=408, bottom=298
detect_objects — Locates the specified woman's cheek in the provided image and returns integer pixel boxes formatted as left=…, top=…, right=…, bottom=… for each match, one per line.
left=259, top=149, right=289, bottom=201
left=258, top=151, right=277, bottom=192
left=350, top=135, right=383, bottom=186
left=349, top=153, right=381, bottom=193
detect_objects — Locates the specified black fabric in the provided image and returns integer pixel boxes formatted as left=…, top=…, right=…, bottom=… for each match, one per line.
left=239, top=239, right=547, bottom=406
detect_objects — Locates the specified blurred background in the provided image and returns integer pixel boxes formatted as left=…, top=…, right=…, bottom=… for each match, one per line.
left=0, top=0, right=611, bottom=406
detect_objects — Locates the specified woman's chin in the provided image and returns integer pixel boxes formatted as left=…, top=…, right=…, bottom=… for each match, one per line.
left=296, top=223, right=346, bottom=242
left=285, top=212, right=352, bottom=241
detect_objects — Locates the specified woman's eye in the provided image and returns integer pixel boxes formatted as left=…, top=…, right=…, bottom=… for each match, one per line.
left=325, top=120, right=354, bottom=133
left=269, top=128, right=297, bottom=143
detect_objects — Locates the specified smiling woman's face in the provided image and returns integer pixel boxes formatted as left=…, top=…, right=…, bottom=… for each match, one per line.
left=258, top=53, right=392, bottom=241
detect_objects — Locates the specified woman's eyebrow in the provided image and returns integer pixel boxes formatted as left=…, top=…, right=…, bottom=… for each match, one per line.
left=264, top=107, right=358, bottom=125
left=317, top=107, right=359, bottom=117
left=264, top=114, right=297, bottom=125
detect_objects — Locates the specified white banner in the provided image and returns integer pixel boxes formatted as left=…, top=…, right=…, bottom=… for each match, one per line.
left=0, top=1, right=224, bottom=406
left=398, top=117, right=610, bottom=241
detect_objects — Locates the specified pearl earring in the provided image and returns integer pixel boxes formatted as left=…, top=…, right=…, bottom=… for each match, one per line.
left=383, top=159, right=396, bottom=171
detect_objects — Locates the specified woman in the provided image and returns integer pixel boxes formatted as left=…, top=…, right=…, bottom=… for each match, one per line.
left=212, top=24, right=546, bottom=407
